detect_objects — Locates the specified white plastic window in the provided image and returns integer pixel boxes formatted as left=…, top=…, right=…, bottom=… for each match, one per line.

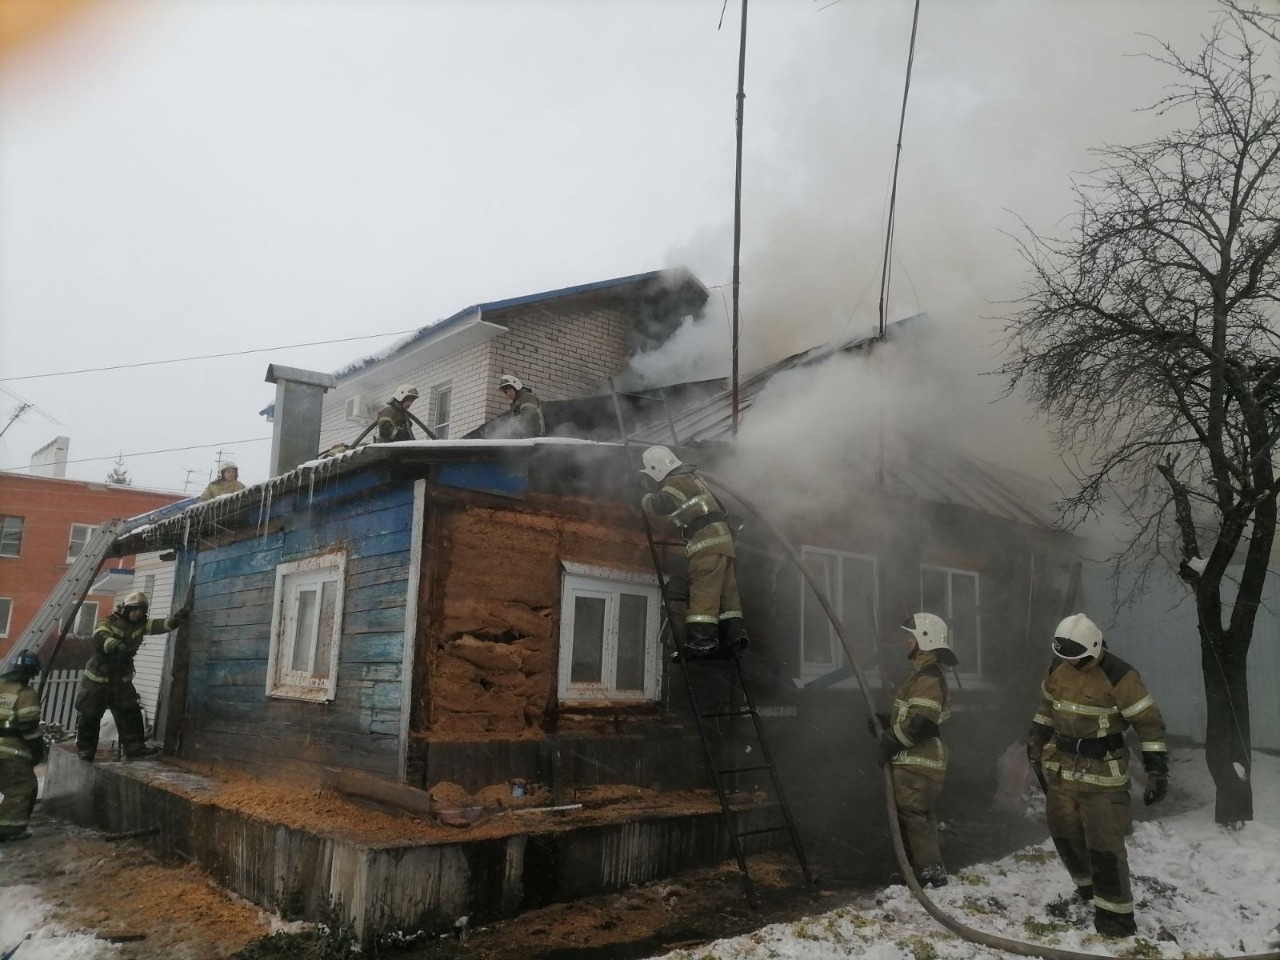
left=0, top=516, right=23, bottom=558
left=921, top=564, right=981, bottom=678
left=432, top=384, right=452, bottom=440
left=267, top=553, right=346, bottom=702
left=799, top=546, right=878, bottom=684
left=72, top=602, right=98, bottom=636
left=558, top=567, right=661, bottom=702
left=0, top=598, right=12, bottom=638
left=67, top=523, right=97, bottom=563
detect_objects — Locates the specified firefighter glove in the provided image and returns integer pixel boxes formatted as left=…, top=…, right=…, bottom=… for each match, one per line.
left=166, top=607, right=191, bottom=630
left=1143, top=773, right=1168, bottom=806
left=28, top=737, right=46, bottom=766
left=1026, top=722, right=1052, bottom=764
left=865, top=712, right=891, bottom=738
left=877, top=730, right=903, bottom=768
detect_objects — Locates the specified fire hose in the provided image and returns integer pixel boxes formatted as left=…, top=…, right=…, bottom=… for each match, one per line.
left=700, top=470, right=1280, bottom=960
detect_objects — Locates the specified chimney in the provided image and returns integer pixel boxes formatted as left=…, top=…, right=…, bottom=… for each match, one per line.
left=265, top=365, right=338, bottom=476
left=30, top=436, right=69, bottom=477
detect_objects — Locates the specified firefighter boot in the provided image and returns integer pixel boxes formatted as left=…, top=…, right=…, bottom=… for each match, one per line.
left=717, top=617, right=750, bottom=657
left=917, top=864, right=949, bottom=888
left=118, top=708, right=158, bottom=759
left=674, top=622, right=720, bottom=661
left=75, top=718, right=99, bottom=763
left=1094, top=907, right=1137, bottom=938
left=0, top=827, right=32, bottom=843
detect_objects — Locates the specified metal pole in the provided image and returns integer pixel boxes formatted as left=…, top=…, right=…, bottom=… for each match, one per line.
left=730, top=0, right=748, bottom=436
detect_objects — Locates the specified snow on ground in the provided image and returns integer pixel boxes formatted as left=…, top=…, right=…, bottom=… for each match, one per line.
left=651, top=748, right=1280, bottom=960
left=0, top=887, right=115, bottom=959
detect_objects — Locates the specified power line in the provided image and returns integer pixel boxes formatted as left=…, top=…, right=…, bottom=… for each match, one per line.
left=0, top=329, right=421, bottom=383
left=0, top=436, right=270, bottom=471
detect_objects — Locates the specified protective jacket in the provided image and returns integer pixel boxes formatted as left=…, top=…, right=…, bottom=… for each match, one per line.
left=1030, top=651, right=1167, bottom=788
left=375, top=401, right=414, bottom=442
left=886, top=650, right=951, bottom=778
left=508, top=389, right=545, bottom=438
left=199, top=477, right=245, bottom=500
left=83, top=613, right=173, bottom=684
left=642, top=467, right=734, bottom=559
left=0, top=679, right=42, bottom=762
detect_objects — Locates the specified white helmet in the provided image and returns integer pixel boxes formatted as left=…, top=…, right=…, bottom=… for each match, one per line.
left=118, top=590, right=149, bottom=612
left=1052, top=613, right=1103, bottom=661
left=901, top=613, right=949, bottom=652
left=219, top=462, right=238, bottom=474
left=392, top=384, right=419, bottom=404
left=640, top=445, right=682, bottom=482
left=498, top=374, right=524, bottom=392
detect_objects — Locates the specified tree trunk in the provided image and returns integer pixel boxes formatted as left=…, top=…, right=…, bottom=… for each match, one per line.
left=1199, top=630, right=1253, bottom=824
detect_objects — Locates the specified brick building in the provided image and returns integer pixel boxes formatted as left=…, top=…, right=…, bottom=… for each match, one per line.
left=308, top=269, right=707, bottom=450
left=0, top=473, right=185, bottom=656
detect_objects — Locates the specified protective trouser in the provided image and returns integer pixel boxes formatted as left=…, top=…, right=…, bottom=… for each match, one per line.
left=0, top=757, right=38, bottom=834
left=686, top=552, right=742, bottom=628
left=892, top=766, right=945, bottom=872
left=1045, top=770, right=1134, bottom=930
left=75, top=678, right=147, bottom=757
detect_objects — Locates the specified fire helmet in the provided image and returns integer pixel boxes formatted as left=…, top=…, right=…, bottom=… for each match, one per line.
left=498, top=375, right=524, bottom=393
left=901, top=613, right=949, bottom=651
left=392, top=384, right=419, bottom=404
left=1052, top=613, right=1103, bottom=661
left=117, top=591, right=149, bottom=613
left=640, top=446, right=683, bottom=483
left=219, top=462, right=238, bottom=474
left=1, top=649, right=40, bottom=681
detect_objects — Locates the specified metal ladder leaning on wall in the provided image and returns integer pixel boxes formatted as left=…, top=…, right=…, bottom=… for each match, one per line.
left=14, top=520, right=125, bottom=703
left=608, top=381, right=812, bottom=907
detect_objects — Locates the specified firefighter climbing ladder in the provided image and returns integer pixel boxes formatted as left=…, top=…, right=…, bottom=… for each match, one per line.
left=14, top=518, right=124, bottom=664
left=608, top=381, right=812, bottom=907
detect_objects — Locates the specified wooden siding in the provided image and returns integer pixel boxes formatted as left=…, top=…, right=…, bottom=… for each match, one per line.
left=178, top=469, right=416, bottom=778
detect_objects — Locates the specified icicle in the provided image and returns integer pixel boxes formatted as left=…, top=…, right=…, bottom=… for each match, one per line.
left=259, top=485, right=273, bottom=541
left=308, top=469, right=316, bottom=510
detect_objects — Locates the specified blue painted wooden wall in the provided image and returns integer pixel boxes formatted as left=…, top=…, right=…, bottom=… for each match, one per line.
left=177, top=467, right=413, bottom=777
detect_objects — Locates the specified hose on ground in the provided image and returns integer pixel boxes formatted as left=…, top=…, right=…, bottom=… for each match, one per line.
left=700, top=470, right=1280, bottom=960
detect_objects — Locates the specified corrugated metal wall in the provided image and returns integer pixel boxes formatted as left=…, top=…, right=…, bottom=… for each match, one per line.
left=1083, top=565, right=1280, bottom=751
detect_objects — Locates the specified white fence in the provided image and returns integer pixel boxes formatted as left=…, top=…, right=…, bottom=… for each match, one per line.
left=37, top=668, right=80, bottom=731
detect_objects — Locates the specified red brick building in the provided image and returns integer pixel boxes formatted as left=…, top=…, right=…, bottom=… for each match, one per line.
left=0, top=473, right=185, bottom=656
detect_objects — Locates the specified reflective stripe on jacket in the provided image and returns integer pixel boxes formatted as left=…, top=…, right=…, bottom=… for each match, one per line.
left=642, top=468, right=734, bottom=558
left=889, top=650, right=951, bottom=776
left=510, top=390, right=546, bottom=437
left=1031, top=651, right=1166, bottom=788
left=83, top=613, right=171, bottom=684
left=0, top=679, right=41, bottom=761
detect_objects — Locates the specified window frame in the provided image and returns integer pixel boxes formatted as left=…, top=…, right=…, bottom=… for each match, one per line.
left=557, top=563, right=662, bottom=702
left=0, top=598, right=12, bottom=638
left=798, top=546, right=880, bottom=687
left=432, top=383, right=453, bottom=440
left=0, top=515, right=24, bottom=558
left=72, top=601, right=99, bottom=636
left=67, top=523, right=98, bottom=563
left=919, top=563, right=983, bottom=681
left=266, top=552, right=347, bottom=703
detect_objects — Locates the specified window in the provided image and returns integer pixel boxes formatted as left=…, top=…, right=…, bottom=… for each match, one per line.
left=921, top=564, right=982, bottom=678
left=799, top=547, right=878, bottom=683
left=558, top=564, right=662, bottom=701
left=67, top=523, right=97, bottom=563
left=267, top=552, right=346, bottom=702
left=432, top=384, right=452, bottom=440
left=0, top=516, right=23, bottom=558
left=142, top=574, right=156, bottom=599
left=0, top=598, right=12, bottom=638
left=71, top=602, right=98, bottom=636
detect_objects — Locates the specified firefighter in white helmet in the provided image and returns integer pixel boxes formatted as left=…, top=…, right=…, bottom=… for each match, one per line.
left=498, top=375, right=545, bottom=438
left=1026, top=613, right=1168, bottom=938
left=199, top=461, right=246, bottom=500
left=874, top=612, right=957, bottom=887
left=375, top=385, right=419, bottom=443
left=75, top=591, right=190, bottom=762
left=639, top=445, right=745, bottom=659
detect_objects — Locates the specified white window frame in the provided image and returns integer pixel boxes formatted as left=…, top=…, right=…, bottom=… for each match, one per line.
left=67, top=523, right=97, bottom=563
left=72, top=601, right=98, bottom=636
left=920, top=563, right=984, bottom=682
left=799, top=546, right=880, bottom=688
left=432, top=383, right=452, bottom=439
left=0, top=516, right=23, bottom=558
left=557, top=563, right=662, bottom=702
left=266, top=552, right=347, bottom=702
left=0, top=598, right=12, bottom=638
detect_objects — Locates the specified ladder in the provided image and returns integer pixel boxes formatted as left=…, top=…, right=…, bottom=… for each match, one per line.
left=608, top=381, right=812, bottom=906
left=14, top=519, right=125, bottom=658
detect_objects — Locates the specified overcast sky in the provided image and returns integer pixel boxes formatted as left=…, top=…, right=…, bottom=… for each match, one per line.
left=0, top=0, right=1235, bottom=493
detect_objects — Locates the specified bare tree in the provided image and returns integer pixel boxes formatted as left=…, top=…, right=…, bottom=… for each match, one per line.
left=1001, top=14, right=1280, bottom=824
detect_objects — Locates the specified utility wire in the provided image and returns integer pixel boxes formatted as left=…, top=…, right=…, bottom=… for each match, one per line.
left=0, top=329, right=420, bottom=383
left=0, top=436, right=270, bottom=471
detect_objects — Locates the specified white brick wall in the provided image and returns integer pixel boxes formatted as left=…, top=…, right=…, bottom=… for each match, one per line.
left=316, top=299, right=632, bottom=447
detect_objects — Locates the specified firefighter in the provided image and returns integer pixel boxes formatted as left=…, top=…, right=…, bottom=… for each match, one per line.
left=75, top=591, right=189, bottom=762
left=0, top=650, right=44, bottom=842
left=498, top=374, right=545, bottom=438
left=375, top=384, right=419, bottom=442
left=1026, top=613, right=1168, bottom=938
left=199, top=461, right=245, bottom=500
left=638, top=445, right=746, bottom=659
left=875, top=613, right=956, bottom=888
